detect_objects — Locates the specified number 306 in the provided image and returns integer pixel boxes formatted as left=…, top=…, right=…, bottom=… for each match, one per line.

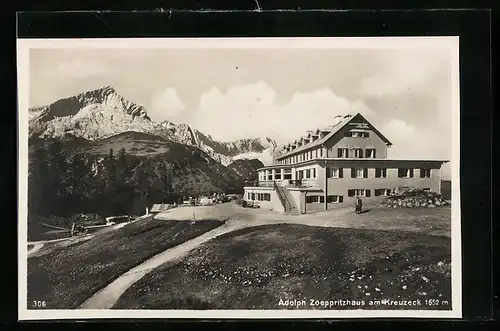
left=32, top=300, right=46, bottom=308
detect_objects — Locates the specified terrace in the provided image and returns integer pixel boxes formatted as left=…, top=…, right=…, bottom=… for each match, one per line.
left=244, top=179, right=319, bottom=189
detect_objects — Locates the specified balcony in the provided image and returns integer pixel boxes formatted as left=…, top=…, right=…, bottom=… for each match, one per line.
left=245, top=179, right=319, bottom=189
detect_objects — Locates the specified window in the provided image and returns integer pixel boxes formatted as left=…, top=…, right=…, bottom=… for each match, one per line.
left=337, top=148, right=349, bottom=158
left=247, top=192, right=251, bottom=200
left=354, top=148, right=364, bottom=158
left=251, top=193, right=255, bottom=200
left=267, top=172, right=273, bottom=180
left=398, top=168, right=414, bottom=178
left=365, top=148, right=376, bottom=158
left=375, top=189, right=392, bottom=196
left=420, top=168, right=431, bottom=178
left=275, top=172, right=282, bottom=180
left=312, top=168, right=316, bottom=178
left=327, top=195, right=343, bottom=203
left=331, top=168, right=343, bottom=178
left=306, top=195, right=319, bottom=203
left=319, top=148, right=323, bottom=157
left=255, top=193, right=271, bottom=201
left=284, top=169, right=292, bottom=180
left=351, top=168, right=368, bottom=178
left=347, top=131, right=369, bottom=138
left=348, top=189, right=370, bottom=197
left=375, top=168, right=387, bottom=178
left=305, top=169, right=311, bottom=178
left=315, top=149, right=318, bottom=158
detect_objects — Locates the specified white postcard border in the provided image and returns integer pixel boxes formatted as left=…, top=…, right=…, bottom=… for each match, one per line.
left=17, top=37, right=462, bottom=320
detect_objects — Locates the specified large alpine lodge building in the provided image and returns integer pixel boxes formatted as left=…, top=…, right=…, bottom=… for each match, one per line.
left=243, top=113, right=448, bottom=214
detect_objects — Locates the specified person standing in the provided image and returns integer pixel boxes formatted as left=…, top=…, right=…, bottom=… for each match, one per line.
left=355, top=197, right=363, bottom=214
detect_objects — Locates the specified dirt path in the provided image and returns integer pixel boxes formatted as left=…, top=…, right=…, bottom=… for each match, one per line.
left=28, top=235, right=96, bottom=258
left=27, top=237, right=72, bottom=257
left=80, top=204, right=356, bottom=309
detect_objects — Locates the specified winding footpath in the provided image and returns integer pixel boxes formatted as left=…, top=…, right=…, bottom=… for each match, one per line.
left=79, top=204, right=356, bottom=309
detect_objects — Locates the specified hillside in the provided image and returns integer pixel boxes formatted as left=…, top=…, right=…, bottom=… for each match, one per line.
left=28, top=86, right=278, bottom=166
left=78, top=131, right=245, bottom=194
left=227, top=158, right=265, bottom=182
left=81, top=131, right=169, bottom=156
left=28, top=135, right=245, bottom=217
left=127, top=143, right=245, bottom=196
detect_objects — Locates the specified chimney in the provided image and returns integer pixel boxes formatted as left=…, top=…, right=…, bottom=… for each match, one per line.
left=334, top=115, right=343, bottom=125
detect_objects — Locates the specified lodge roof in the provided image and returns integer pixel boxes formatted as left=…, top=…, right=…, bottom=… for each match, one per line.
left=276, top=113, right=393, bottom=160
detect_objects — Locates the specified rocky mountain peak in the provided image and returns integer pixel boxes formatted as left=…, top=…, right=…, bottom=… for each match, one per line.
left=28, top=87, right=279, bottom=166
left=29, top=86, right=150, bottom=123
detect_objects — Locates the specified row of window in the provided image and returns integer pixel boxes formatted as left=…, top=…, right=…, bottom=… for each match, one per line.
left=305, top=187, right=432, bottom=202
left=277, top=146, right=379, bottom=165
left=306, top=195, right=344, bottom=203
left=247, top=192, right=271, bottom=201
left=337, top=148, right=376, bottom=158
left=345, top=131, right=370, bottom=138
left=297, top=168, right=317, bottom=180
left=278, top=148, right=325, bottom=165
left=260, top=169, right=293, bottom=181
left=328, top=167, right=432, bottom=179
left=260, top=167, right=432, bottom=181
left=348, top=188, right=430, bottom=197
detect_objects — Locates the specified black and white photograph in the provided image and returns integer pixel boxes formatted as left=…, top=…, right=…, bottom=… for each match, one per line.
left=17, top=37, right=461, bottom=319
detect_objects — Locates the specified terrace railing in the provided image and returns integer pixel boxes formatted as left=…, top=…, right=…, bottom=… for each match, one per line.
left=245, top=179, right=319, bottom=189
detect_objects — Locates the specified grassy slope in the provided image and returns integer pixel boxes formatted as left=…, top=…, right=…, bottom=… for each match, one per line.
left=27, top=217, right=223, bottom=309
left=115, top=224, right=451, bottom=310
left=227, top=159, right=265, bottom=181
left=80, top=132, right=244, bottom=194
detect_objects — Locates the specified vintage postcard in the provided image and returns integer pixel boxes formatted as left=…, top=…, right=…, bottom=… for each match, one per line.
left=17, top=37, right=461, bottom=320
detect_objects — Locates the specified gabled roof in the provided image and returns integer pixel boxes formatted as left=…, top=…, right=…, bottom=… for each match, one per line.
left=276, top=113, right=393, bottom=160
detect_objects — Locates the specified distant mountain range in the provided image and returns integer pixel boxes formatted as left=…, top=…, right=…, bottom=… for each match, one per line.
left=28, top=86, right=278, bottom=166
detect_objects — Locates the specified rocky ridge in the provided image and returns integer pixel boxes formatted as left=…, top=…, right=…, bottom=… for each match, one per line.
left=28, top=86, right=278, bottom=166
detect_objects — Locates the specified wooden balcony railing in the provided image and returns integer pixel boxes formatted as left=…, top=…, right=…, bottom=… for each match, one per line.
left=245, top=179, right=319, bottom=188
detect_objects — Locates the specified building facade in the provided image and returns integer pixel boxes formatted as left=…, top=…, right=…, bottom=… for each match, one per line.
left=243, top=113, right=448, bottom=214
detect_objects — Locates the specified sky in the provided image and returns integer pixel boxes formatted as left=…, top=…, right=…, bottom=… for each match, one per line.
left=28, top=40, right=456, bottom=179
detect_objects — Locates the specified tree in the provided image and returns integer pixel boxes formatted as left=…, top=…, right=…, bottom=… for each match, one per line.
left=114, top=147, right=133, bottom=214
left=69, top=153, right=87, bottom=198
left=28, top=144, right=51, bottom=215
left=46, top=141, right=69, bottom=212
left=116, top=147, right=128, bottom=183
left=103, top=148, right=118, bottom=215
